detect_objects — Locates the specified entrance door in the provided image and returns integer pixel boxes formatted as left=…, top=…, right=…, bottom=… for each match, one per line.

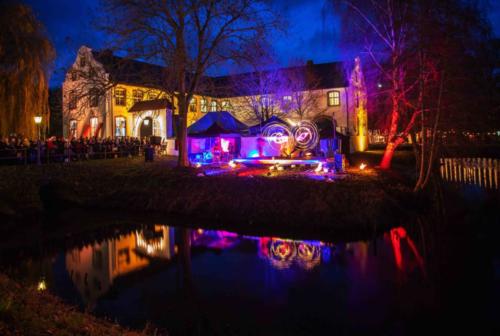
left=140, top=117, right=153, bottom=138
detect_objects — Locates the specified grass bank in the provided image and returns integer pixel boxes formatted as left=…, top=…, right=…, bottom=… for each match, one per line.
left=0, top=274, right=153, bottom=336
left=0, top=157, right=416, bottom=239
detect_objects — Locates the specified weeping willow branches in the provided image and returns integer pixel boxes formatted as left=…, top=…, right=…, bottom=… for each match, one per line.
left=0, top=2, right=55, bottom=138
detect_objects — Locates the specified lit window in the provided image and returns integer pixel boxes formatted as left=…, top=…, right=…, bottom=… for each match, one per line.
left=147, top=92, right=157, bottom=100
left=210, top=101, right=218, bottom=112
left=115, top=117, right=126, bottom=137
left=200, top=98, right=208, bottom=112
left=115, top=88, right=126, bottom=106
left=189, top=98, right=197, bottom=112
left=153, top=119, right=161, bottom=136
left=89, top=88, right=99, bottom=107
left=261, top=95, right=269, bottom=106
left=283, top=95, right=292, bottom=103
left=133, top=90, right=143, bottom=103
left=69, top=91, right=77, bottom=109
left=69, top=120, right=77, bottom=138
left=327, top=91, right=340, bottom=106
left=90, top=117, right=99, bottom=137
left=221, top=100, right=230, bottom=110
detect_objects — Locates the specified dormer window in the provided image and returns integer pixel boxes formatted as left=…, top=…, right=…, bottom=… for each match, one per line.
left=80, top=56, right=86, bottom=67
left=71, top=71, right=78, bottom=81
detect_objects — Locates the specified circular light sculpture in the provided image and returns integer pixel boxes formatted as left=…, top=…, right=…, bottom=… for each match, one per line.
left=262, top=122, right=294, bottom=153
left=292, top=120, right=319, bottom=151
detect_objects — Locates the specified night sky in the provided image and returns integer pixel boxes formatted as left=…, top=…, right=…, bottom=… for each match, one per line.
left=24, top=0, right=500, bottom=88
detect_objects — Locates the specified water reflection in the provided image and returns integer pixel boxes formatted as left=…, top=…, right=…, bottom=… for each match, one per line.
left=258, top=237, right=323, bottom=270
left=61, top=225, right=426, bottom=310
left=65, top=225, right=175, bottom=307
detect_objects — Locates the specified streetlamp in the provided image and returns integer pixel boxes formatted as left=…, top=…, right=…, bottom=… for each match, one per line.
left=34, top=115, right=42, bottom=139
left=34, top=115, right=42, bottom=165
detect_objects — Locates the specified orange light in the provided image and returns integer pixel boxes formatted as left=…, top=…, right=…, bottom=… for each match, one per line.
left=359, top=163, right=367, bottom=170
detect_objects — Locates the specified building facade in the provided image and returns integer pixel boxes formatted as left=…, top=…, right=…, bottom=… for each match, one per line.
left=62, top=46, right=368, bottom=153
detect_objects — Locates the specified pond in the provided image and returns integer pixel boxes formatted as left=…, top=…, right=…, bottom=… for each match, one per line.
left=2, top=218, right=499, bottom=335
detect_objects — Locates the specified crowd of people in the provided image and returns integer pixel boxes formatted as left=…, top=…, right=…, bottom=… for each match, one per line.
left=0, top=135, right=158, bottom=165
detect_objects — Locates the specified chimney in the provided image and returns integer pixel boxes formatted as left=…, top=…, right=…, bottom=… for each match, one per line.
left=306, top=60, right=314, bottom=67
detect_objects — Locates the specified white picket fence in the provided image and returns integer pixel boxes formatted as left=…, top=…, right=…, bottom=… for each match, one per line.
left=440, top=158, right=499, bottom=189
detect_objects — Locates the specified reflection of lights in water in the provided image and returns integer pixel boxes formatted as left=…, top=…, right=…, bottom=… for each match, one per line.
left=296, top=243, right=321, bottom=270
left=269, top=240, right=297, bottom=269
left=136, top=232, right=166, bottom=257
left=261, top=238, right=327, bottom=270
left=37, top=278, right=47, bottom=291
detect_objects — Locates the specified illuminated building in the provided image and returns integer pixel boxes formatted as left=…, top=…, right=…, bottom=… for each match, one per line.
left=63, top=46, right=368, bottom=153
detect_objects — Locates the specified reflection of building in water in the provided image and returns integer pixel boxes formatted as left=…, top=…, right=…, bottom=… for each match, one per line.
left=259, top=237, right=324, bottom=270
left=191, top=229, right=240, bottom=250
left=136, top=225, right=175, bottom=259
left=65, top=225, right=175, bottom=307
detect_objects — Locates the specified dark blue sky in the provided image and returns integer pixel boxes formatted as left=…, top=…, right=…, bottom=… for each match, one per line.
left=24, top=0, right=500, bottom=88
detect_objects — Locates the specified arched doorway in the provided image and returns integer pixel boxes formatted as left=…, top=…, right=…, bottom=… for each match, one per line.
left=140, top=117, right=153, bottom=137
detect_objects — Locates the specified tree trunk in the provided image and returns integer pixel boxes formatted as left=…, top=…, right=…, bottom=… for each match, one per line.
left=380, top=92, right=401, bottom=169
left=177, top=105, right=189, bottom=167
left=380, top=140, right=396, bottom=169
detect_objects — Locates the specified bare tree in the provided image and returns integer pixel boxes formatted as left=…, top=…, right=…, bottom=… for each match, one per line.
left=337, top=0, right=495, bottom=190
left=100, top=0, right=280, bottom=167
left=228, top=59, right=328, bottom=125
left=229, top=66, right=288, bottom=124
left=336, top=0, right=423, bottom=170
left=285, top=63, right=328, bottom=120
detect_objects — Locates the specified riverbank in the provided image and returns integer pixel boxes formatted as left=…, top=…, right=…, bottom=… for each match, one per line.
left=0, top=274, right=153, bottom=335
left=0, top=156, right=417, bottom=239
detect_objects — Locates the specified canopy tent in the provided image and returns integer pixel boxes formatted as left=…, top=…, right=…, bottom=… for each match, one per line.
left=187, top=111, right=248, bottom=137
left=248, top=115, right=289, bottom=136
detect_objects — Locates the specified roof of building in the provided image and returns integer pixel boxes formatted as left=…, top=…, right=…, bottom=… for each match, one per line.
left=208, top=62, right=349, bottom=98
left=187, top=111, right=248, bottom=137
left=92, top=50, right=167, bottom=88
left=129, top=99, right=172, bottom=112
left=90, top=49, right=349, bottom=97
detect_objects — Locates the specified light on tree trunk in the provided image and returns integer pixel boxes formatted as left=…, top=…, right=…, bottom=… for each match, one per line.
left=34, top=116, right=42, bottom=124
